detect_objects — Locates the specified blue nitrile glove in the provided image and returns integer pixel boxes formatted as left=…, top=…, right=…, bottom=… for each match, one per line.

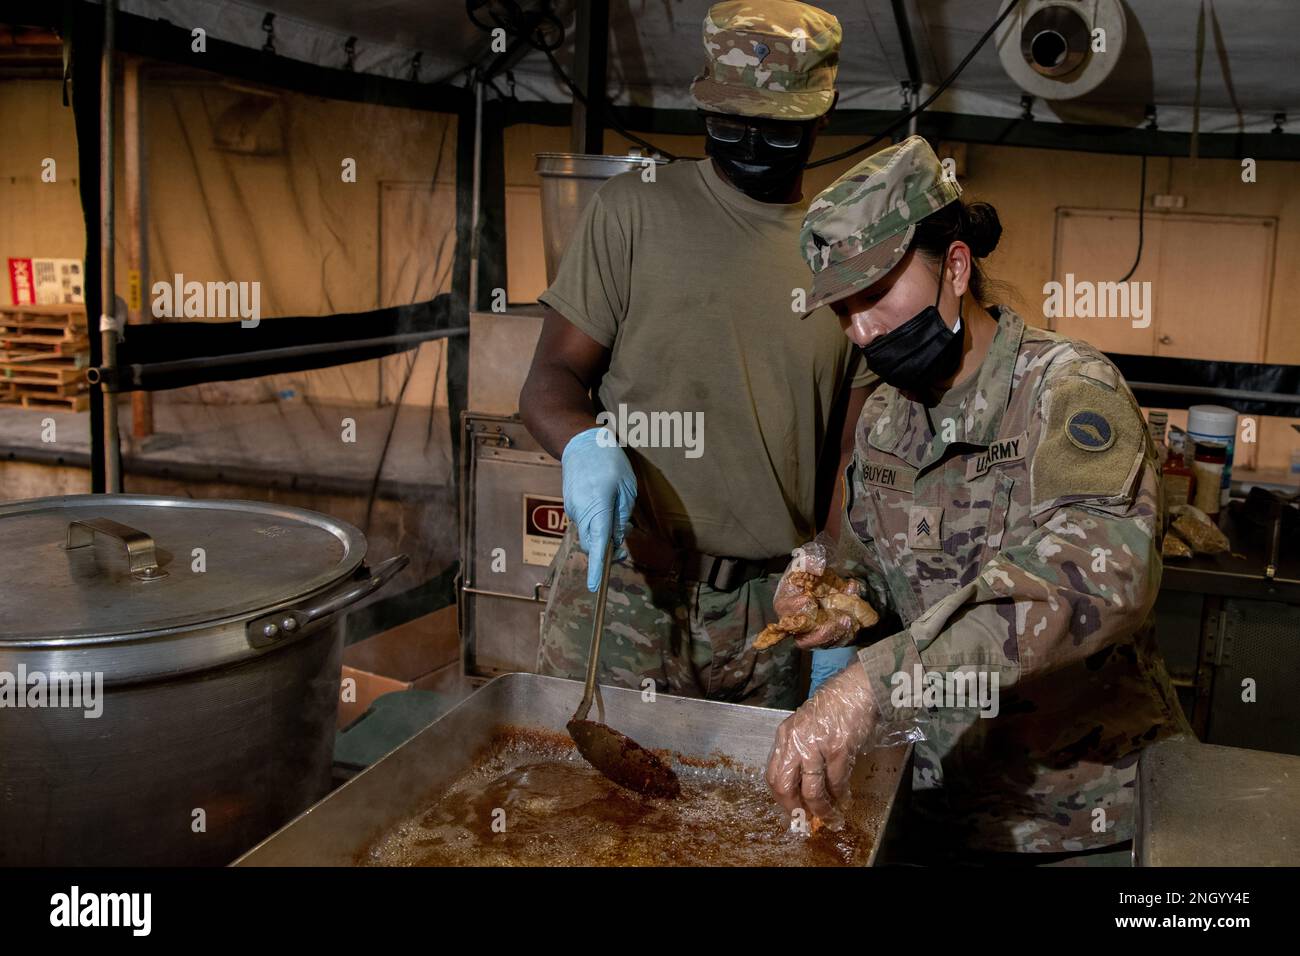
left=561, top=426, right=637, bottom=592
left=808, top=647, right=858, bottom=698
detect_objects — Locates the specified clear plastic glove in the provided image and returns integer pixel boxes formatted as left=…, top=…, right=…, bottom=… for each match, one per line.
left=769, top=541, right=873, bottom=650
left=765, top=661, right=878, bottom=828
left=561, top=426, right=637, bottom=591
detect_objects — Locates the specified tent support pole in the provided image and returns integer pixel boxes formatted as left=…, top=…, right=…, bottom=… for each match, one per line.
left=469, top=70, right=483, bottom=308
left=123, top=54, right=153, bottom=440
left=99, top=0, right=122, bottom=491
left=569, top=0, right=608, bottom=153
left=890, top=0, right=922, bottom=137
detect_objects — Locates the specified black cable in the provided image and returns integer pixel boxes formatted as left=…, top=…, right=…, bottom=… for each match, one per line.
left=807, top=0, right=1024, bottom=169
left=538, top=46, right=679, bottom=159
left=465, top=0, right=680, bottom=160
left=468, top=0, right=564, bottom=47
left=1117, top=154, right=1147, bottom=283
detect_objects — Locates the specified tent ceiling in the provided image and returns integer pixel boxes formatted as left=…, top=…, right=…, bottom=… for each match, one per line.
left=104, top=0, right=1300, bottom=134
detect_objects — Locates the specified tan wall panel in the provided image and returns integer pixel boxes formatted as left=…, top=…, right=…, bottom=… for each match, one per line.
left=0, top=81, right=87, bottom=278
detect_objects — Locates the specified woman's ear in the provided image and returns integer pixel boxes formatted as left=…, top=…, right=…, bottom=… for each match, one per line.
left=949, top=241, right=973, bottom=298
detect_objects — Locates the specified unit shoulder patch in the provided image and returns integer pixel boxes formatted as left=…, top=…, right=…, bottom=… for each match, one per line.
left=1065, top=410, right=1116, bottom=452
left=1031, top=376, right=1144, bottom=511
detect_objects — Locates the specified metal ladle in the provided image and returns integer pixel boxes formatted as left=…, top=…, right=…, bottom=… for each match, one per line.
left=566, top=544, right=681, bottom=799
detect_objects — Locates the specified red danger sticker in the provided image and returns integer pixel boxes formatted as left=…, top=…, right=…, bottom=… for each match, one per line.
left=526, top=498, right=567, bottom=537
left=522, top=495, right=566, bottom=566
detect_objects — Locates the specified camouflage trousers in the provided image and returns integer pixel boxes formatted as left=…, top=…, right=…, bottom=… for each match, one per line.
left=537, top=526, right=801, bottom=709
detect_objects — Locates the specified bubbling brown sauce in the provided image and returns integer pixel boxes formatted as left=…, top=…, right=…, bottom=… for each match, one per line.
left=357, top=727, right=876, bottom=867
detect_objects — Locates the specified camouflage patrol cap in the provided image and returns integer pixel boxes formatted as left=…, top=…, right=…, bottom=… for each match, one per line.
left=800, top=135, right=962, bottom=312
left=689, top=1, right=841, bottom=121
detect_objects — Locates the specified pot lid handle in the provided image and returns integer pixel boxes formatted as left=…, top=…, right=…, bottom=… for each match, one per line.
left=65, top=517, right=169, bottom=583
left=246, top=553, right=409, bottom=647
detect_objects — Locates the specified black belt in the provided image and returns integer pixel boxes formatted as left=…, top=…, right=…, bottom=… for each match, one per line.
left=623, top=528, right=790, bottom=592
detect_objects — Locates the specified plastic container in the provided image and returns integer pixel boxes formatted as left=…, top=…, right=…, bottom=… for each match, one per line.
left=1147, top=410, right=1169, bottom=469
left=1147, top=409, right=1168, bottom=445
left=1192, top=441, right=1227, bottom=517
left=1186, top=405, right=1237, bottom=508
left=1163, top=443, right=1195, bottom=523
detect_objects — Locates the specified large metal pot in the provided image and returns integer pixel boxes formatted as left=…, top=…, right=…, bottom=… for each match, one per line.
left=535, top=152, right=669, bottom=284
left=0, top=494, right=407, bottom=866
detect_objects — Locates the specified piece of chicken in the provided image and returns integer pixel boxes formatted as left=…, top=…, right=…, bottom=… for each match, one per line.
left=753, top=569, right=878, bottom=650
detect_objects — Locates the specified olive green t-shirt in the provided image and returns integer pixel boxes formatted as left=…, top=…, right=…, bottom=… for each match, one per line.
left=539, top=158, right=874, bottom=560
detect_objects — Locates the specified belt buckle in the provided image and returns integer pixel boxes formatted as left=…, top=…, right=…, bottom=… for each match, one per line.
left=704, top=556, right=723, bottom=589
left=708, top=556, right=743, bottom=592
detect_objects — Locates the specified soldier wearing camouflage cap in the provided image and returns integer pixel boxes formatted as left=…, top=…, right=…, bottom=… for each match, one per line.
left=800, top=134, right=962, bottom=315
left=520, top=1, right=873, bottom=710
left=764, top=135, right=1192, bottom=860
left=690, top=0, right=842, bottom=120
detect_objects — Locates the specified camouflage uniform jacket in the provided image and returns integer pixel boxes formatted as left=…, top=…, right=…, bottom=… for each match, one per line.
left=840, top=306, right=1191, bottom=853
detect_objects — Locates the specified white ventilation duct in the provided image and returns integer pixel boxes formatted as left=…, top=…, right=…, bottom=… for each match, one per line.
left=995, top=0, right=1127, bottom=100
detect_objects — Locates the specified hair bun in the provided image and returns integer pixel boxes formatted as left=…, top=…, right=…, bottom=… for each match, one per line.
left=964, top=201, right=1002, bottom=258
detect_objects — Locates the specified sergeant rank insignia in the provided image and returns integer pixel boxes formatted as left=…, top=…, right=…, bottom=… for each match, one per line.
left=908, top=506, right=943, bottom=550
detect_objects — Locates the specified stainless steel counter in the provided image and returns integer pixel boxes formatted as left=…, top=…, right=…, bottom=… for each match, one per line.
left=235, top=672, right=913, bottom=866
left=1135, top=736, right=1300, bottom=866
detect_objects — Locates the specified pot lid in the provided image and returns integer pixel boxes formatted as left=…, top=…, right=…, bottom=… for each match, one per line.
left=0, top=495, right=367, bottom=643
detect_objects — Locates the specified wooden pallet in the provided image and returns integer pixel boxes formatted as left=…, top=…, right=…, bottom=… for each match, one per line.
left=0, top=304, right=86, bottom=316
left=0, top=308, right=91, bottom=412
left=0, top=328, right=89, bottom=346
left=4, top=378, right=85, bottom=397
left=1, top=307, right=89, bottom=346
left=0, top=359, right=86, bottom=385
left=1, top=314, right=88, bottom=328
left=16, top=392, right=89, bottom=412
left=0, top=336, right=91, bottom=358
left=0, top=349, right=88, bottom=367
left=0, top=307, right=85, bottom=330
left=1, top=305, right=86, bottom=325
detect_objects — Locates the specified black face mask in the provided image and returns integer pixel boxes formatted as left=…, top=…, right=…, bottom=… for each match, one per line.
left=860, top=253, right=965, bottom=394
left=704, top=121, right=813, bottom=200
